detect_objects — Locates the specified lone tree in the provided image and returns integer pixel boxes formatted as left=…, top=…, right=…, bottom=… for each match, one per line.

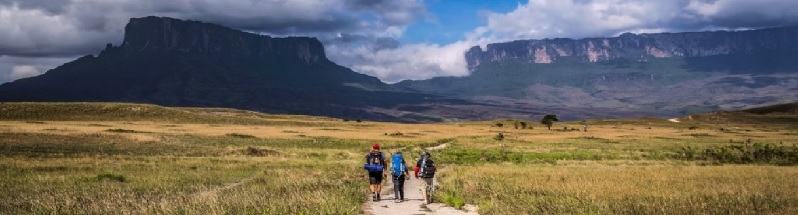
left=540, top=114, right=558, bottom=130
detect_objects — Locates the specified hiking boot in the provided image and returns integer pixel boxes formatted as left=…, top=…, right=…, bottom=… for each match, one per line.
left=372, top=194, right=378, bottom=202
left=377, top=194, right=381, bottom=201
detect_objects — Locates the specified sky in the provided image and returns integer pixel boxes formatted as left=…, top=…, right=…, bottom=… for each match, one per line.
left=2, top=0, right=798, bottom=84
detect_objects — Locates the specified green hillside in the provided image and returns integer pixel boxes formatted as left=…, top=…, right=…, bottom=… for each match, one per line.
left=683, top=102, right=798, bottom=125
left=0, top=102, right=333, bottom=125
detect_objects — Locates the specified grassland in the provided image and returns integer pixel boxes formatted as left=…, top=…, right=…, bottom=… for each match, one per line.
left=1, top=102, right=798, bottom=214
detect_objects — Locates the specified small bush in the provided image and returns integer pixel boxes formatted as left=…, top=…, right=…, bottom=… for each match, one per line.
left=105, top=128, right=149, bottom=133
left=494, top=133, right=504, bottom=141
left=436, top=138, right=456, bottom=144
left=243, top=147, right=278, bottom=157
left=443, top=194, right=466, bottom=209
left=96, top=173, right=126, bottom=182
left=226, top=133, right=256, bottom=138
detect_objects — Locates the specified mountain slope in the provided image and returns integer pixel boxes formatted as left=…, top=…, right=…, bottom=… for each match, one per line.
left=0, top=17, right=438, bottom=121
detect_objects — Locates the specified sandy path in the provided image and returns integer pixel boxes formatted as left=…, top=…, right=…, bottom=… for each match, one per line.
left=365, top=143, right=479, bottom=215
left=367, top=177, right=478, bottom=215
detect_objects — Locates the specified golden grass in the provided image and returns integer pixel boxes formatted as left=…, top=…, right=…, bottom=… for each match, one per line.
left=438, top=163, right=798, bottom=214
left=2, top=102, right=798, bottom=214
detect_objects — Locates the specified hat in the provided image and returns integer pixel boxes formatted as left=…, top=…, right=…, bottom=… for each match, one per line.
left=372, top=143, right=380, bottom=150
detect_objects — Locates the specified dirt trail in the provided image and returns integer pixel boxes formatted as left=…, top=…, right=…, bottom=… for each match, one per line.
left=365, top=143, right=479, bottom=215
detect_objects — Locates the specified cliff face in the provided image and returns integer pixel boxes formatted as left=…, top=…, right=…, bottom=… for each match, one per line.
left=466, top=26, right=798, bottom=70
left=120, top=17, right=323, bottom=64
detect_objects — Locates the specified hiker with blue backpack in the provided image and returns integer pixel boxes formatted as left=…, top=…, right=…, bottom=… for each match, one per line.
left=364, top=143, right=386, bottom=201
left=390, top=151, right=410, bottom=203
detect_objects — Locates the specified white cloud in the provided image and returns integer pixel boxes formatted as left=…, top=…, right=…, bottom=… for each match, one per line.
left=10, top=65, right=40, bottom=80
left=0, top=56, right=75, bottom=83
left=326, top=39, right=477, bottom=83
left=477, top=0, right=798, bottom=41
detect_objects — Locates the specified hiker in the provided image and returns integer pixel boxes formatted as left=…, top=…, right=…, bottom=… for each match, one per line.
left=414, top=151, right=436, bottom=204
left=390, top=151, right=410, bottom=203
left=583, top=120, right=588, bottom=132
left=364, top=143, right=386, bottom=201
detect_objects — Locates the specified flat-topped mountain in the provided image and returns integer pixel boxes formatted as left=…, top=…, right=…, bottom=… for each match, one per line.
left=0, top=16, right=441, bottom=121
left=397, top=26, right=798, bottom=117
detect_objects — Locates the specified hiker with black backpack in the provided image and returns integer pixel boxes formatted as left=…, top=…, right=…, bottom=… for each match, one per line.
left=364, top=143, right=386, bottom=201
left=390, top=151, right=410, bottom=203
left=414, top=151, right=436, bottom=204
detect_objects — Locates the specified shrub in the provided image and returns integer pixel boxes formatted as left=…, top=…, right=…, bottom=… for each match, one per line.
left=226, top=133, right=256, bottom=138
left=105, top=129, right=149, bottom=133
left=494, top=133, right=504, bottom=141
left=243, top=147, right=277, bottom=156
left=674, top=143, right=798, bottom=165
left=96, top=173, right=126, bottom=182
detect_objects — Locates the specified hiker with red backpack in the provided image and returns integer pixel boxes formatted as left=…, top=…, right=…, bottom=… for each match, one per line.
left=414, top=151, right=436, bottom=204
left=364, top=143, right=386, bottom=201
left=390, top=151, right=410, bottom=203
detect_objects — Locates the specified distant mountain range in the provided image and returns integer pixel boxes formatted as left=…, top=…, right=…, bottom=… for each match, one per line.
left=396, top=26, right=798, bottom=118
left=2, top=17, right=797, bottom=122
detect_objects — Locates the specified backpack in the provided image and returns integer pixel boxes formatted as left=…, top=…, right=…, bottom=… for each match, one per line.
left=418, top=158, right=436, bottom=178
left=364, top=151, right=384, bottom=172
left=391, top=154, right=406, bottom=177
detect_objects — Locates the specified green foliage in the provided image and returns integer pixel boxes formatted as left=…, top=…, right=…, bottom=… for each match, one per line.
left=493, top=133, right=504, bottom=141
left=541, top=114, right=558, bottom=130
left=105, top=128, right=150, bottom=133
left=675, top=143, right=798, bottom=165
left=96, top=173, right=126, bottom=182
left=443, top=194, right=466, bottom=209
left=437, top=148, right=619, bottom=164
left=225, top=133, right=256, bottom=139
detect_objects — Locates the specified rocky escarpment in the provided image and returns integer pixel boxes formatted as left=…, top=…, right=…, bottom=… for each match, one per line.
left=466, top=26, right=798, bottom=71
left=121, top=17, right=323, bottom=64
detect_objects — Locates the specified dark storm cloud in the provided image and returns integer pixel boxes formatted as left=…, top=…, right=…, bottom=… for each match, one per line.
left=0, top=0, right=71, bottom=15
left=0, top=0, right=425, bottom=57
left=0, top=0, right=427, bottom=83
left=701, top=1, right=798, bottom=28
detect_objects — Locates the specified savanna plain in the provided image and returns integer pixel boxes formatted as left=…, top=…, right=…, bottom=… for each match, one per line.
left=1, top=102, right=797, bottom=214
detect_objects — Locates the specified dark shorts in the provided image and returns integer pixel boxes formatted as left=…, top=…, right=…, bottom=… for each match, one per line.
left=368, top=171, right=383, bottom=184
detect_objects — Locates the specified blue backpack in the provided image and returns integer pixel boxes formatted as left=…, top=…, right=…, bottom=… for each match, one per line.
left=391, top=153, right=406, bottom=176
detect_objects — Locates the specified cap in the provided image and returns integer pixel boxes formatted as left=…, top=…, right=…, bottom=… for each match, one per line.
left=372, top=143, right=380, bottom=150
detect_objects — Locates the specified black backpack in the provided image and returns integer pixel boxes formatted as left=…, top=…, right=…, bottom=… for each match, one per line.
left=419, top=158, right=436, bottom=178
left=364, top=152, right=384, bottom=172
